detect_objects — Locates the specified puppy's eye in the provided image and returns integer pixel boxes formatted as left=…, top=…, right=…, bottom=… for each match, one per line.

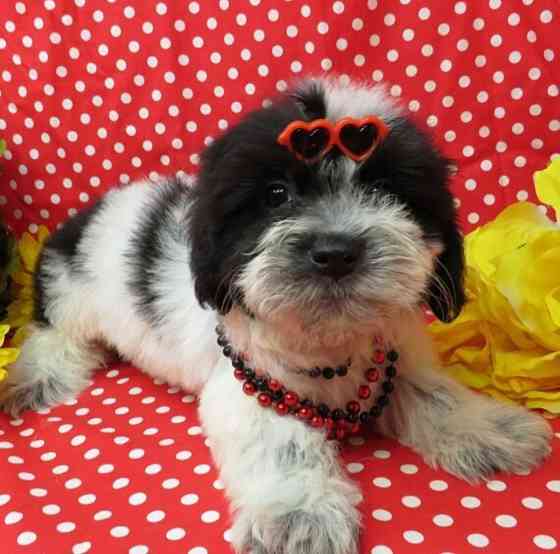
left=370, top=178, right=391, bottom=193
left=266, top=183, right=291, bottom=208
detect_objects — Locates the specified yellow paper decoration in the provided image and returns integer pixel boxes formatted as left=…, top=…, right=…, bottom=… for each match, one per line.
left=430, top=158, right=560, bottom=415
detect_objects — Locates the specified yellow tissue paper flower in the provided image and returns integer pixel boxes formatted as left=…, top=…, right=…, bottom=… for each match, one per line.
left=0, top=325, right=19, bottom=382
left=430, top=159, right=560, bottom=415
left=3, top=225, right=50, bottom=346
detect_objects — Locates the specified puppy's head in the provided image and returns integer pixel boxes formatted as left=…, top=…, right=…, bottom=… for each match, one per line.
left=188, top=77, right=464, bottom=330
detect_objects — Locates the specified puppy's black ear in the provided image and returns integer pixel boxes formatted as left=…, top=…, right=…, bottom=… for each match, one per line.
left=427, top=221, right=465, bottom=322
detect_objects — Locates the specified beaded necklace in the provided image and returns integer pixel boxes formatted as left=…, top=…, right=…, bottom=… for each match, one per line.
left=216, top=326, right=398, bottom=441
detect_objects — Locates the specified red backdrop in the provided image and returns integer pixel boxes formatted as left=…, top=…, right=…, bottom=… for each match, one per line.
left=1, top=1, right=559, bottom=553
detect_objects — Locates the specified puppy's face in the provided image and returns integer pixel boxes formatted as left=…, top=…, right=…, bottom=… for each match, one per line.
left=189, top=78, right=464, bottom=329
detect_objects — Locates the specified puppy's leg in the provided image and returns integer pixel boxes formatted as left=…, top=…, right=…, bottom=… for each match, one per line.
left=200, top=372, right=361, bottom=554
left=377, top=365, right=552, bottom=482
left=0, top=324, right=105, bottom=417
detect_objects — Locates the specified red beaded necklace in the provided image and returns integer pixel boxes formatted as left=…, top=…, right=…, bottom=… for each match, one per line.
left=216, top=326, right=398, bottom=441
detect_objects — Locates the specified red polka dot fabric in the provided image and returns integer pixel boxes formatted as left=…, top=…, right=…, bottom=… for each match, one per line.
left=1, top=365, right=559, bottom=554
left=1, top=1, right=560, bottom=553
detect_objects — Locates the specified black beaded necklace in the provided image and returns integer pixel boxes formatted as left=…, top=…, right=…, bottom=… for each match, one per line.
left=216, top=326, right=398, bottom=441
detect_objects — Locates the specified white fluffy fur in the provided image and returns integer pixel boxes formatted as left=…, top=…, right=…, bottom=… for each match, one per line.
left=0, top=79, right=553, bottom=554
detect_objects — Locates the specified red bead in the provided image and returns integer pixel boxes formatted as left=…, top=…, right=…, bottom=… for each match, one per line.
left=346, top=401, right=361, bottom=414
left=243, top=382, right=256, bottom=395
left=325, top=417, right=335, bottom=431
left=234, top=368, right=245, bottom=381
left=310, top=416, right=325, bottom=428
left=366, top=368, right=380, bottom=382
left=297, top=407, right=313, bottom=420
left=268, top=379, right=282, bottom=392
left=275, top=402, right=288, bottom=416
left=284, top=391, right=299, bottom=407
left=335, top=428, right=347, bottom=441
left=351, top=423, right=361, bottom=434
left=358, top=385, right=371, bottom=399
left=258, top=393, right=272, bottom=407
left=373, top=350, right=385, bottom=364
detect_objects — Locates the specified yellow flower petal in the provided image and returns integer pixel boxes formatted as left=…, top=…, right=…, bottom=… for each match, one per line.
left=534, top=157, right=560, bottom=221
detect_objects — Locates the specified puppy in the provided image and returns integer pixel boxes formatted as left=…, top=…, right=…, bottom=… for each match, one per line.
left=0, top=77, right=551, bottom=554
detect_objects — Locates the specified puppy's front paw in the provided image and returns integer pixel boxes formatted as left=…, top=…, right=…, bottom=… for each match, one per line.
left=434, top=402, right=552, bottom=482
left=234, top=505, right=360, bottom=554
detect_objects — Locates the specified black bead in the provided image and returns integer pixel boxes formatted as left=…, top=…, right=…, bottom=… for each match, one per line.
left=244, top=368, right=255, bottom=380
left=382, top=381, right=394, bottom=394
left=317, top=404, right=330, bottom=417
left=254, top=378, right=268, bottom=391
left=385, top=365, right=397, bottom=378
left=322, top=367, right=335, bottom=379
left=377, top=394, right=389, bottom=407
left=359, top=412, right=370, bottom=424
left=346, top=413, right=358, bottom=423
left=335, top=365, right=348, bottom=377
left=232, top=357, right=245, bottom=369
left=300, top=399, right=312, bottom=407
left=272, top=390, right=284, bottom=401
left=217, top=336, right=227, bottom=347
left=222, top=346, right=233, bottom=358
left=387, top=350, right=399, bottom=362
left=370, top=405, right=382, bottom=418
left=309, top=367, right=322, bottom=378
left=332, top=408, right=345, bottom=421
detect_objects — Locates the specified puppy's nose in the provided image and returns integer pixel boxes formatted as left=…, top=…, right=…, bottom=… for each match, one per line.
left=309, top=234, right=364, bottom=279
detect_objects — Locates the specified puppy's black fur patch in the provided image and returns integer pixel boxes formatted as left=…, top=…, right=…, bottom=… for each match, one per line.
left=127, top=179, right=187, bottom=323
left=34, top=199, right=105, bottom=323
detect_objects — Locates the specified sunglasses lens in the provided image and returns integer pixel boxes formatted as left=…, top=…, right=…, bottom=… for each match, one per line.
left=291, top=127, right=330, bottom=160
left=339, top=123, right=379, bottom=157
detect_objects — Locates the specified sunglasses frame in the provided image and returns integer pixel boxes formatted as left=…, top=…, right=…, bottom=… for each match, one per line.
left=277, top=115, right=390, bottom=162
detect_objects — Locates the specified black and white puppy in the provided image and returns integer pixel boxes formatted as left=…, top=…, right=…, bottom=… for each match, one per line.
left=1, top=77, right=551, bottom=554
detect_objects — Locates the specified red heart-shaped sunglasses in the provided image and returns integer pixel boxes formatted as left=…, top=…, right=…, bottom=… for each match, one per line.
left=277, top=116, right=390, bottom=162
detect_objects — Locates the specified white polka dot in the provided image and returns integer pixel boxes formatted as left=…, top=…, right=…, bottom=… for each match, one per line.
left=162, top=478, right=180, bottom=490
left=65, top=478, right=82, bottom=490
left=129, top=492, right=147, bottom=506
left=387, top=49, right=399, bottom=62
left=188, top=548, right=208, bottom=554
left=78, top=494, right=96, bottom=505
left=42, top=504, right=61, bottom=515
left=534, top=535, right=557, bottom=550
left=110, top=526, right=129, bottom=538
left=403, top=530, right=424, bottom=544
left=487, top=480, right=507, bottom=492
left=373, top=477, right=391, bottom=488
left=113, top=478, right=130, bottom=489
left=57, top=521, right=76, bottom=533
left=93, top=510, right=111, bottom=521
left=129, top=448, right=145, bottom=460
left=372, top=509, right=393, bottom=524
left=468, top=534, right=490, bottom=548
left=540, top=10, right=553, bottom=23
left=5, top=511, right=23, bottom=524
left=461, top=496, right=481, bottom=508
left=166, top=527, right=186, bottom=541
left=17, top=532, right=37, bottom=546
left=546, top=480, right=560, bottom=493
left=496, top=514, right=517, bottom=528
left=0, top=494, right=11, bottom=506
left=177, top=451, right=192, bottom=461
left=371, top=547, right=393, bottom=554
left=181, top=493, right=199, bottom=506
left=147, top=510, right=166, bottom=523
left=402, top=496, right=421, bottom=508
left=194, top=464, right=211, bottom=475
left=72, top=543, right=91, bottom=554
left=418, top=7, right=430, bottom=20
left=433, top=514, right=454, bottom=527
left=129, top=547, right=148, bottom=554
left=374, top=449, right=391, bottom=459
left=347, top=463, right=364, bottom=474
left=201, top=510, right=220, bottom=523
